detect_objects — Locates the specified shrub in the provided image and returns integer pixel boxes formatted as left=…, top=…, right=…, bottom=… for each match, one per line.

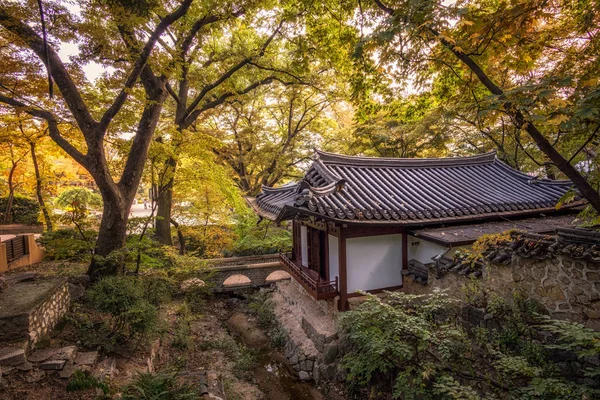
left=121, top=371, right=198, bottom=400
left=86, top=276, right=160, bottom=343
left=339, top=290, right=600, bottom=399
left=227, top=222, right=292, bottom=257
left=38, top=228, right=96, bottom=261
left=0, top=195, right=41, bottom=225
left=199, top=337, right=256, bottom=379
left=171, top=303, right=195, bottom=350
left=248, top=291, right=285, bottom=347
left=67, top=370, right=111, bottom=396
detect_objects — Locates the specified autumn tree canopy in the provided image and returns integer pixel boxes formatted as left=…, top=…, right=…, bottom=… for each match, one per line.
left=0, top=0, right=599, bottom=273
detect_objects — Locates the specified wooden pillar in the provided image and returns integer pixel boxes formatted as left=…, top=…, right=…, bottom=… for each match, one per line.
left=338, top=225, right=348, bottom=311
left=402, top=229, right=408, bottom=272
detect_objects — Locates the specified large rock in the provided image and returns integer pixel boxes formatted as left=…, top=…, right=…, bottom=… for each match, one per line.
left=28, top=348, right=57, bottom=363
left=53, top=346, right=77, bottom=362
left=298, top=371, right=310, bottom=381
left=226, top=312, right=268, bottom=349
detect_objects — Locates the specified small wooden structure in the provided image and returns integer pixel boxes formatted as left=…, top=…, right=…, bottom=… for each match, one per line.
left=248, top=150, right=580, bottom=311
left=0, top=234, right=45, bottom=272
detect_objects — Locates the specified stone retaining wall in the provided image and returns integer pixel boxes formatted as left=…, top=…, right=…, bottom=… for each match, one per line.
left=28, top=282, right=70, bottom=345
left=404, top=252, right=600, bottom=330
left=0, top=279, right=71, bottom=349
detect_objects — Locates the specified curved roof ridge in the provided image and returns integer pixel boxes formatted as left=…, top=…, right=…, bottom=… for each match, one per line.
left=310, top=158, right=345, bottom=183
left=260, top=183, right=300, bottom=194
left=315, top=149, right=497, bottom=167
left=493, top=159, right=574, bottom=186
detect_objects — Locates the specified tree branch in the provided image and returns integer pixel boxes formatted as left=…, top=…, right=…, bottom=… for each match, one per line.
left=0, top=6, right=97, bottom=132
left=182, top=19, right=285, bottom=123
left=0, top=93, right=88, bottom=166
left=98, top=0, right=194, bottom=131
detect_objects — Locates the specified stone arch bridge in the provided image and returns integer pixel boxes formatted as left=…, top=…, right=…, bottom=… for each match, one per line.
left=206, top=254, right=291, bottom=291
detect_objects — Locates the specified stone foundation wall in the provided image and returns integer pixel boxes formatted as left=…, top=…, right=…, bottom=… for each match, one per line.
left=404, top=253, right=600, bottom=330
left=512, top=255, right=600, bottom=329
left=28, top=282, right=70, bottom=345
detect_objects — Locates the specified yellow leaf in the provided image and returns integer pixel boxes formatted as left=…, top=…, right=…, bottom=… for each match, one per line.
left=549, top=98, right=570, bottom=108
left=547, top=115, right=570, bottom=125
left=581, top=78, right=598, bottom=87
left=462, top=20, right=474, bottom=26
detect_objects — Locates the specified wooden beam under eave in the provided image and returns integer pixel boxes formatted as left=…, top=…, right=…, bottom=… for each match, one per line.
left=338, top=225, right=348, bottom=311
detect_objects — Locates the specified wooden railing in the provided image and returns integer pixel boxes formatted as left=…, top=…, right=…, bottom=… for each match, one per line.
left=5, top=235, right=28, bottom=263
left=279, top=252, right=338, bottom=300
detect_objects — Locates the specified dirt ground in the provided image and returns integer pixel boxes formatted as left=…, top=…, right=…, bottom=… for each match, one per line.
left=0, top=261, right=334, bottom=400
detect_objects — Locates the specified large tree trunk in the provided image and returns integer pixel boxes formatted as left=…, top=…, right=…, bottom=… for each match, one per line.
left=155, top=157, right=176, bottom=245
left=87, top=194, right=130, bottom=279
left=29, top=141, right=52, bottom=231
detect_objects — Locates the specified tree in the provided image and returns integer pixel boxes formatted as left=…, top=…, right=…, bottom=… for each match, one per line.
left=0, top=0, right=227, bottom=277
left=213, top=84, right=338, bottom=195
left=359, top=0, right=600, bottom=213
left=150, top=5, right=296, bottom=244
left=352, top=94, right=450, bottom=158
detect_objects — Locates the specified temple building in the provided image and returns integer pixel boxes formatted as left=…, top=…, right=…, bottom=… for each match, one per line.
left=247, top=150, right=580, bottom=311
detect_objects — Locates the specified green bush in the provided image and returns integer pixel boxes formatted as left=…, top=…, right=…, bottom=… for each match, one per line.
left=339, top=290, right=600, bottom=399
left=0, top=196, right=41, bottom=225
left=227, top=222, right=292, bottom=257
left=248, top=291, right=285, bottom=348
left=67, top=370, right=111, bottom=396
left=121, top=371, right=198, bottom=400
left=86, top=276, right=161, bottom=343
left=38, top=228, right=96, bottom=261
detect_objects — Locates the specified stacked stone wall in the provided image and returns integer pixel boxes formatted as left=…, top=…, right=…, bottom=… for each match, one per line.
left=404, top=252, right=600, bottom=330
left=511, top=255, right=600, bottom=329
left=28, top=282, right=70, bottom=345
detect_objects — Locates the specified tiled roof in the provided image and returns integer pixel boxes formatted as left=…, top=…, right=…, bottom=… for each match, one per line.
left=249, top=150, right=578, bottom=224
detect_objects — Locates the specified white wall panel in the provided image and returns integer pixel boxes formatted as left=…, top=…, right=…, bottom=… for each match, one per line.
left=301, top=225, right=308, bottom=267
left=328, top=235, right=339, bottom=281
left=346, top=234, right=403, bottom=293
left=406, top=236, right=447, bottom=264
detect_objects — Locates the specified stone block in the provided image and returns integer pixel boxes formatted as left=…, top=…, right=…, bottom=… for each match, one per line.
left=53, top=346, right=77, bottom=361
left=299, top=371, right=310, bottom=381
left=323, top=343, right=338, bottom=364
left=59, top=363, right=77, bottom=379
left=0, top=348, right=26, bottom=366
left=16, top=361, right=33, bottom=371
left=75, top=351, right=98, bottom=366
left=40, top=359, right=66, bottom=370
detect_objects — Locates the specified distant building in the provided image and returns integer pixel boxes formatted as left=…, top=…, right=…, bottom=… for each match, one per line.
left=248, top=150, right=581, bottom=311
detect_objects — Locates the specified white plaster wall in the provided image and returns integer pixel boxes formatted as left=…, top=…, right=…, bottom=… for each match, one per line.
left=346, top=234, right=403, bottom=293
left=406, top=236, right=448, bottom=264
left=328, top=235, right=339, bottom=281
left=300, top=225, right=308, bottom=267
